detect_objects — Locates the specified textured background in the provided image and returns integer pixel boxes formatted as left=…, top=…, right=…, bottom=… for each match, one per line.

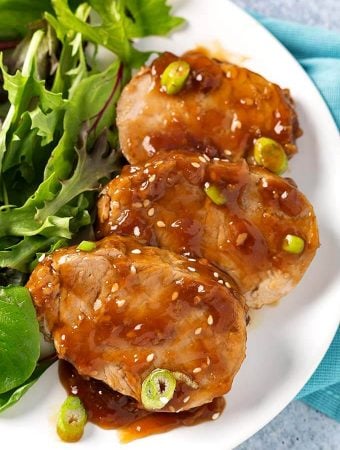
left=231, top=0, right=340, bottom=449
left=232, top=0, right=339, bottom=29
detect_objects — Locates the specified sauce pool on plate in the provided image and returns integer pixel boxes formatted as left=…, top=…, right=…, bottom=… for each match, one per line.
left=59, top=360, right=225, bottom=442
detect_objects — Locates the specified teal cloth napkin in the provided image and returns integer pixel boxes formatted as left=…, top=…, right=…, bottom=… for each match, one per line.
left=254, top=13, right=340, bottom=422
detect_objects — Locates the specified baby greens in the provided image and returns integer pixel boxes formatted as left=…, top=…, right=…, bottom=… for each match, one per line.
left=0, top=357, right=55, bottom=412
left=0, top=286, right=40, bottom=394
left=0, top=0, right=183, bottom=410
left=0, top=0, right=82, bottom=40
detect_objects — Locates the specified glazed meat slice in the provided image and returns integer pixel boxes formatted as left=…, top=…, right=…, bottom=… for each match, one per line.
left=27, top=235, right=246, bottom=411
left=117, top=51, right=301, bottom=165
left=96, top=151, right=319, bottom=308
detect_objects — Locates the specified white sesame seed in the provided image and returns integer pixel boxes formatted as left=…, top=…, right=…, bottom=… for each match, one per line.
left=111, top=283, right=119, bottom=293
left=204, top=181, right=210, bottom=189
left=224, top=149, right=232, bottom=156
left=111, top=225, right=118, bottom=231
left=262, top=178, right=268, bottom=188
left=142, top=136, right=156, bottom=157
left=212, top=412, right=220, bottom=420
left=281, top=191, right=288, bottom=199
left=93, top=299, right=102, bottom=311
left=213, top=272, right=219, bottom=278
left=203, top=154, right=210, bottom=162
left=149, top=174, right=156, bottom=182
left=195, top=327, right=202, bottom=335
left=133, top=226, right=141, bottom=237
left=134, top=323, right=143, bottom=330
left=116, top=299, right=126, bottom=307
left=157, top=220, right=166, bottom=228
left=193, top=367, right=202, bottom=374
left=71, top=386, right=78, bottom=395
left=183, top=396, right=190, bottom=403
left=225, top=281, right=231, bottom=288
left=140, top=180, right=149, bottom=190
left=171, top=220, right=180, bottom=228
left=218, top=279, right=224, bottom=285
left=61, top=334, right=66, bottom=341
left=132, top=202, right=143, bottom=208
left=143, top=168, right=149, bottom=174
left=199, top=156, right=207, bottom=163
left=191, top=162, right=200, bottom=168
left=231, top=116, right=242, bottom=133
left=188, top=257, right=197, bottom=262
left=131, top=248, right=141, bottom=254
left=196, top=74, right=203, bottom=81
left=236, top=233, right=248, bottom=246
left=148, top=207, right=155, bottom=217
left=143, top=199, right=150, bottom=207
left=206, top=356, right=211, bottom=366
left=274, top=121, right=284, bottom=134
left=130, top=265, right=137, bottom=274
left=198, top=285, right=205, bottom=293
left=172, top=291, right=179, bottom=301
left=146, top=353, right=154, bottom=362
left=136, top=426, right=141, bottom=432
left=188, top=266, right=196, bottom=272
left=38, top=253, right=45, bottom=262
left=207, top=315, right=214, bottom=325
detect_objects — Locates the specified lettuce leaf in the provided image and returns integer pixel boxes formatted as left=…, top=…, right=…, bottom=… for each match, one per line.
left=52, top=0, right=184, bottom=66
left=0, top=286, right=40, bottom=393
left=0, top=357, right=56, bottom=412
left=0, top=55, right=122, bottom=271
left=0, top=0, right=82, bottom=40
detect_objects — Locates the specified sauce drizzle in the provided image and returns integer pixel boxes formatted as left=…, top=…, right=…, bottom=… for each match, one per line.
left=59, top=360, right=225, bottom=442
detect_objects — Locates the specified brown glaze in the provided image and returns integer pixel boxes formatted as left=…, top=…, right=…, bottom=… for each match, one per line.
left=28, top=234, right=246, bottom=412
left=59, top=360, right=225, bottom=442
left=117, top=51, right=301, bottom=165
left=96, top=150, right=319, bottom=308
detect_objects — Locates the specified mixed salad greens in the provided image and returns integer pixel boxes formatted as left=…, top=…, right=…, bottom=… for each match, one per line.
left=0, top=0, right=183, bottom=412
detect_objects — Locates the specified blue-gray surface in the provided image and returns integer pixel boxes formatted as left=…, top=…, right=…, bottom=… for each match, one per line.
left=231, top=0, right=340, bottom=448
left=232, top=0, right=339, bottom=30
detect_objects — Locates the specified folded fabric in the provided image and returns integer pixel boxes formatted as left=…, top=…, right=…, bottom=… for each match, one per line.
left=253, top=12, right=340, bottom=422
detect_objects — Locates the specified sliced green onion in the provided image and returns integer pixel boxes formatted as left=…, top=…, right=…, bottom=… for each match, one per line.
left=254, top=137, right=288, bottom=175
left=204, top=185, right=226, bottom=205
left=173, top=371, right=199, bottom=389
left=56, top=396, right=87, bottom=443
left=76, top=240, right=96, bottom=252
left=282, top=234, right=305, bottom=254
left=141, top=368, right=177, bottom=410
left=160, top=60, right=191, bottom=95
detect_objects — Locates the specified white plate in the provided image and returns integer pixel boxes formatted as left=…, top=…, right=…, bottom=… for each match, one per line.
left=1, top=0, right=339, bottom=448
